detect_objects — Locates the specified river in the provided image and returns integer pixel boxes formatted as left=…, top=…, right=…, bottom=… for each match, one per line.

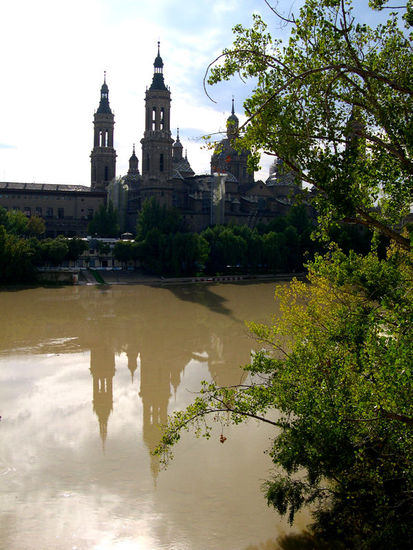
left=0, top=282, right=310, bottom=550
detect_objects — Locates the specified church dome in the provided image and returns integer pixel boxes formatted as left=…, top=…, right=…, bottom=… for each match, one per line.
left=172, top=129, right=184, bottom=162
left=128, top=145, right=139, bottom=176
left=129, top=146, right=138, bottom=162
left=173, top=129, right=183, bottom=149
left=227, top=112, right=239, bottom=125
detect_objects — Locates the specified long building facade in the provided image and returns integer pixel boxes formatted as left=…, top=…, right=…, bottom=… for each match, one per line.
left=0, top=182, right=105, bottom=237
left=0, top=44, right=301, bottom=237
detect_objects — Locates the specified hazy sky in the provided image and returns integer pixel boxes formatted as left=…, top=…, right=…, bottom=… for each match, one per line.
left=0, top=0, right=389, bottom=187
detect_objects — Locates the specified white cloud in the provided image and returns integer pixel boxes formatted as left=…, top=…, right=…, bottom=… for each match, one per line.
left=212, top=0, right=240, bottom=16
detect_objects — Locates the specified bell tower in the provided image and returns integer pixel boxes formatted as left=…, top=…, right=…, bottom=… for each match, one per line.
left=140, top=43, right=173, bottom=206
left=90, top=73, right=117, bottom=190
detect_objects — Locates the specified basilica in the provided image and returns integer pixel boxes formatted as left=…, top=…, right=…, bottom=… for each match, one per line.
left=0, top=44, right=301, bottom=237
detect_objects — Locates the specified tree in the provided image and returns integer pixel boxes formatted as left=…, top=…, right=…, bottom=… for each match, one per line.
left=87, top=201, right=120, bottom=238
left=0, top=226, right=36, bottom=283
left=4, top=209, right=29, bottom=236
left=40, top=237, right=69, bottom=266
left=230, top=224, right=264, bottom=271
left=26, top=216, right=46, bottom=237
left=0, top=207, right=8, bottom=228
left=136, top=197, right=182, bottom=240
left=113, top=240, right=142, bottom=268
left=140, top=228, right=168, bottom=274
left=169, top=232, right=210, bottom=276
left=206, top=0, right=412, bottom=249
left=154, top=1, right=413, bottom=547
left=201, top=225, right=247, bottom=274
left=262, top=230, right=284, bottom=271
left=66, top=238, right=88, bottom=262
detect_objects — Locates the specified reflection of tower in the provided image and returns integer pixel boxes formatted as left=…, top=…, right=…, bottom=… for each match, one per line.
left=127, top=349, right=140, bottom=383
left=90, top=346, right=116, bottom=448
left=139, top=352, right=175, bottom=482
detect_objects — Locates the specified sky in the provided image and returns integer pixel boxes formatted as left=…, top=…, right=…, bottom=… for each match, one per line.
left=0, top=0, right=391, bottom=187
left=0, top=0, right=301, bottom=186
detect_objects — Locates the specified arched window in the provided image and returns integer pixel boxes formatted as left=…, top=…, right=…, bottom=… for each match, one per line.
left=152, top=107, right=156, bottom=131
left=160, top=153, right=164, bottom=172
left=104, top=166, right=109, bottom=181
left=99, top=130, right=108, bottom=147
left=160, top=107, right=165, bottom=130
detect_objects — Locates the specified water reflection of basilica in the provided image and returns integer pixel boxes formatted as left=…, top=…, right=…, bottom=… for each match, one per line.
left=88, top=324, right=240, bottom=478
left=2, top=284, right=272, bottom=476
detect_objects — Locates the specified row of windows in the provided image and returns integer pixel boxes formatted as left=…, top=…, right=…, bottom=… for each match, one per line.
left=2, top=206, right=94, bottom=219
left=98, top=130, right=110, bottom=147
left=150, top=106, right=166, bottom=131
left=0, top=194, right=81, bottom=201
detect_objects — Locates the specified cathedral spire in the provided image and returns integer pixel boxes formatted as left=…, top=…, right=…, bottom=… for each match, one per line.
left=227, top=97, right=239, bottom=139
left=173, top=128, right=183, bottom=161
left=150, top=42, right=167, bottom=91
left=128, top=143, right=139, bottom=175
left=97, top=72, right=112, bottom=114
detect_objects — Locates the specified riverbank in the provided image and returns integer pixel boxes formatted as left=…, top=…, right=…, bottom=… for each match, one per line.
left=79, top=269, right=306, bottom=286
left=0, top=269, right=305, bottom=289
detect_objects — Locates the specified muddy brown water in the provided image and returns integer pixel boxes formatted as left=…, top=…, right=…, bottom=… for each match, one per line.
left=0, top=282, right=310, bottom=550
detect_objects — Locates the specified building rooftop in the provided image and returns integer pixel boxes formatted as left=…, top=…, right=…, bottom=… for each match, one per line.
left=0, top=182, right=94, bottom=192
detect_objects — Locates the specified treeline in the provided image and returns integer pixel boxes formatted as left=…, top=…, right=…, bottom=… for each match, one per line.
left=0, top=207, right=87, bottom=284
left=1, top=200, right=376, bottom=284
left=114, top=198, right=374, bottom=277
